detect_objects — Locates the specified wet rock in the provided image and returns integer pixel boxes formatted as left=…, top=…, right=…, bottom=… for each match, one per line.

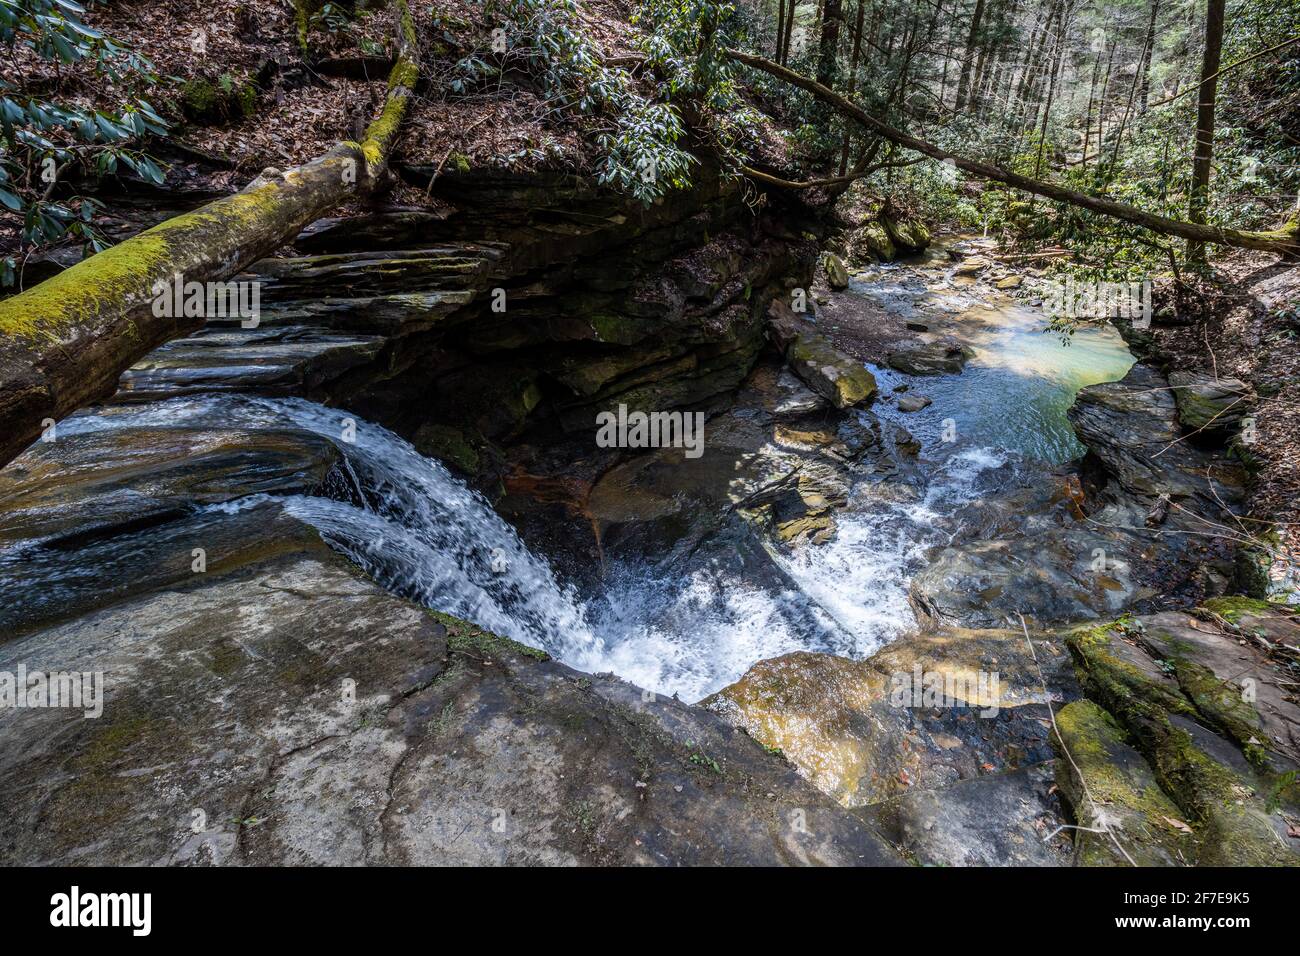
left=0, top=539, right=902, bottom=865
left=770, top=369, right=830, bottom=418
left=1053, top=700, right=1191, bottom=866
left=861, top=763, right=1069, bottom=867
left=786, top=332, right=878, bottom=409
left=952, top=258, right=990, bottom=277
left=294, top=209, right=452, bottom=254
left=1068, top=364, right=1247, bottom=511
left=908, top=527, right=1148, bottom=630
left=0, top=423, right=342, bottom=553
left=1167, top=370, right=1251, bottom=434
left=707, top=626, right=1077, bottom=865
left=896, top=393, right=931, bottom=413
left=995, top=275, right=1024, bottom=290
left=116, top=326, right=385, bottom=402
left=244, top=245, right=504, bottom=300
left=891, top=425, right=921, bottom=456
left=1063, top=615, right=1299, bottom=865
left=886, top=342, right=973, bottom=376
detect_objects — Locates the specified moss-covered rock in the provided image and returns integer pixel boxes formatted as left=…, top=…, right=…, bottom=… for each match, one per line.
left=823, top=252, right=850, bottom=290
left=1168, top=370, right=1250, bottom=434
left=1053, top=700, right=1192, bottom=866
left=412, top=423, right=482, bottom=475
left=1065, top=618, right=1298, bottom=866
left=881, top=216, right=931, bottom=253
left=858, top=220, right=897, bottom=261
left=179, top=74, right=261, bottom=125
left=786, top=332, right=877, bottom=409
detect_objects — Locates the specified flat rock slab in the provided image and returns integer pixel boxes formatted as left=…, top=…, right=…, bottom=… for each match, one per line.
left=0, top=518, right=901, bottom=866
left=860, top=762, right=1071, bottom=866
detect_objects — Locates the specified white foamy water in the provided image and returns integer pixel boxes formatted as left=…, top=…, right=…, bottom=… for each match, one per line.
left=45, top=381, right=1053, bottom=703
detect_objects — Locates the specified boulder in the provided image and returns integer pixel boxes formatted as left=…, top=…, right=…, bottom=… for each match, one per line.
left=952, top=258, right=990, bottom=276
left=858, top=220, right=897, bottom=261
left=886, top=342, right=974, bottom=376
left=1168, top=370, right=1251, bottom=434
left=881, top=216, right=931, bottom=253
left=786, top=333, right=878, bottom=409
left=896, top=393, right=932, bottom=413
left=1068, top=364, right=1247, bottom=510
left=823, top=252, right=850, bottom=290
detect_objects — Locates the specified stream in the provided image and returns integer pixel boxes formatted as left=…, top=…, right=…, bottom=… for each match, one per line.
left=11, top=258, right=1135, bottom=703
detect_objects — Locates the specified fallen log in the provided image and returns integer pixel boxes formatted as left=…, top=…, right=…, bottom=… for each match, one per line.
left=0, top=0, right=419, bottom=471
left=726, top=49, right=1300, bottom=260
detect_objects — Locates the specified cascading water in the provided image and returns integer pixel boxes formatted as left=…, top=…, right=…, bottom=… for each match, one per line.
left=58, top=394, right=606, bottom=668
left=46, top=269, right=1133, bottom=704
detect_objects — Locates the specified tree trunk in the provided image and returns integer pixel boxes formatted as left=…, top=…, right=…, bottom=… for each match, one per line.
left=727, top=49, right=1300, bottom=255
left=0, top=0, right=419, bottom=472
left=1137, top=0, right=1161, bottom=112
left=955, top=0, right=987, bottom=110
left=776, top=0, right=788, bottom=62
left=817, top=0, right=844, bottom=85
left=1188, top=0, right=1226, bottom=261
left=782, top=0, right=797, bottom=64
left=839, top=0, right=868, bottom=173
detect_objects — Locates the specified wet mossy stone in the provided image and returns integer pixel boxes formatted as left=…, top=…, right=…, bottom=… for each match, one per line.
left=859, top=220, right=896, bottom=261
left=1053, top=700, right=1191, bottom=866
left=412, top=423, right=481, bottom=475
left=785, top=332, right=877, bottom=409
left=823, top=252, right=850, bottom=290
left=881, top=216, right=931, bottom=253
left=1168, top=370, right=1250, bottom=434
left=1065, top=620, right=1299, bottom=866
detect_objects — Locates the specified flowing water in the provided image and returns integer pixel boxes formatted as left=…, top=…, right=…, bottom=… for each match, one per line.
left=43, top=266, right=1134, bottom=703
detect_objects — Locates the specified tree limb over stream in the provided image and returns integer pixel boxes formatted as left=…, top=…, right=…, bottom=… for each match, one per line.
left=726, top=49, right=1300, bottom=260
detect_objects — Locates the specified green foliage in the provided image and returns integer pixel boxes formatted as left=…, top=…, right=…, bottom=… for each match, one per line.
left=0, top=0, right=168, bottom=284
left=479, top=0, right=757, bottom=205
left=491, top=0, right=697, bottom=204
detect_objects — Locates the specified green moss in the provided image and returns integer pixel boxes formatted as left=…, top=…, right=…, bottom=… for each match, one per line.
left=1066, top=620, right=1194, bottom=722
left=1053, top=700, right=1190, bottom=866
left=428, top=609, right=549, bottom=662
left=180, top=78, right=220, bottom=118
left=1201, top=595, right=1287, bottom=624
left=0, top=175, right=299, bottom=342
left=1066, top=621, right=1298, bottom=866
left=412, top=423, right=481, bottom=474
left=1164, top=654, right=1268, bottom=770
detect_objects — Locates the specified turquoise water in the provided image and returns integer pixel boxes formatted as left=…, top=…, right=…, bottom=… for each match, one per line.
left=869, top=305, right=1136, bottom=464
left=848, top=268, right=1136, bottom=465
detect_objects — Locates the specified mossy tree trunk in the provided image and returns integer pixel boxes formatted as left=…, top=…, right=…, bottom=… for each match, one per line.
left=0, top=0, right=418, bottom=471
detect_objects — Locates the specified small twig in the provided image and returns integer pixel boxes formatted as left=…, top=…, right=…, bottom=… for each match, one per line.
left=1017, top=613, right=1137, bottom=866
